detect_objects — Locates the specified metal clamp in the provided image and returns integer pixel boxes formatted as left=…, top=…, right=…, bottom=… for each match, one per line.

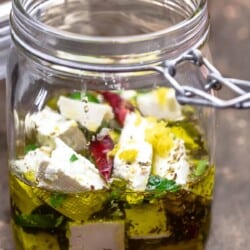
left=80, top=49, right=250, bottom=109
left=160, top=49, right=250, bottom=109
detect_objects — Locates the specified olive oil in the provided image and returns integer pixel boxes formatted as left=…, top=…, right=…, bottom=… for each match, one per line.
left=10, top=89, right=214, bottom=250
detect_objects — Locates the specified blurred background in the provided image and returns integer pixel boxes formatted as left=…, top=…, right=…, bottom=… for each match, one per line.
left=0, top=0, right=249, bottom=249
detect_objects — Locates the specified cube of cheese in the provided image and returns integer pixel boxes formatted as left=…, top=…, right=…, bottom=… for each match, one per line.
left=28, top=107, right=86, bottom=152
left=13, top=224, right=60, bottom=250
left=68, top=221, right=125, bottom=250
left=137, top=88, right=183, bottom=121
left=125, top=202, right=171, bottom=239
left=153, top=139, right=190, bottom=185
left=57, top=96, right=114, bottom=132
left=37, top=139, right=106, bottom=192
left=113, top=142, right=152, bottom=191
left=119, top=112, right=148, bottom=145
left=12, top=147, right=51, bottom=182
left=112, top=113, right=153, bottom=191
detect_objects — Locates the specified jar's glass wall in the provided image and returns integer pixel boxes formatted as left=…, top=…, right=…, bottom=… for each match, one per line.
left=6, top=0, right=215, bottom=249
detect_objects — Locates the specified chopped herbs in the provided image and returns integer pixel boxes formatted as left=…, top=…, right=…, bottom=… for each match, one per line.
left=146, top=175, right=180, bottom=192
left=14, top=213, right=64, bottom=229
left=69, top=154, right=79, bottom=162
left=194, top=160, right=209, bottom=176
left=50, top=193, right=67, bottom=208
left=69, top=91, right=99, bottom=103
left=85, top=92, right=100, bottom=103
left=69, top=92, right=81, bottom=100
left=24, top=144, right=38, bottom=154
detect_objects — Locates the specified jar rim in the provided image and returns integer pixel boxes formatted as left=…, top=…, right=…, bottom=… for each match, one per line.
left=11, top=0, right=209, bottom=67
left=14, top=0, right=206, bottom=43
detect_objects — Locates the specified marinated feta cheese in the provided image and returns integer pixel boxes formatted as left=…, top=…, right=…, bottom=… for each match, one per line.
left=68, top=221, right=125, bottom=250
left=125, top=201, right=170, bottom=239
left=120, top=90, right=137, bottom=100
left=12, top=147, right=51, bottom=182
left=113, top=141, right=153, bottom=191
left=27, top=107, right=86, bottom=152
left=13, top=225, right=60, bottom=250
left=112, top=113, right=153, bottom=191
left=37, top=139, right=106, bottom=192
left=57, top=96, right=114, bottom=132
left=136, top=87, right=183, bottom=121
left=153, top=139, right=190, bottom=185
left=119, top=112, right=148, bottom=144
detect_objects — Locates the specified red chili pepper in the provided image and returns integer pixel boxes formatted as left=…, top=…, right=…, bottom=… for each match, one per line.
left=101, top=91, right=134, bottom=126
left=90, top=135, right=114, bottom=180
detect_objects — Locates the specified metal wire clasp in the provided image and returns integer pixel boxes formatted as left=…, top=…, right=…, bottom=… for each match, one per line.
left=162, top=49, right=250, bottom=109
left=80, top=49, right=250, bottom=109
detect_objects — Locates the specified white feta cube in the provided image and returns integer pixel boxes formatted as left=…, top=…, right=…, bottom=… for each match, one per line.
left=12, top=147, right=51, bottom=182
left=119, top=112, right=148, bottom=144
left=57, top=96, right=114, bottom=132
left=120, top=90, right=137, bottom=100
left=28, top=107, right=86, bottom=152
left=68, top=221, right=125, bottom=250
left=153, top=139, right=190, bottom=185
left=137, top=88, right=183, bottom=121
left=112, top=113, right=153, bottom=191
left=113, top=141, right=153, bottom=191
left=37, top=139, right=106, bottom=192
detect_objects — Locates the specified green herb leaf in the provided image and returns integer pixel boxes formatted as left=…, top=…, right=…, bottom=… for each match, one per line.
left=50, top=193, right=67, bottom=208
left=110, top=179, right=127, bottom=200
left=85, top=92, right=99, bottom=103
left=194, top=160, right=208, bottom=176
left=14, top=214, right=64, bottom=229
left=69, top=91, right=99, bottom=103
left=146, top=175, right=180, bottom=192
left=69, top=154, right=79, bottom=162
left=24, top=144, right=38, bottom=154
left=69, top=92, right=81, bottom=100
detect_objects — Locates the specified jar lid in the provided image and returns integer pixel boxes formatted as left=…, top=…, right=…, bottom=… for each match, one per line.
left=0, top=1, right=12, bottom=80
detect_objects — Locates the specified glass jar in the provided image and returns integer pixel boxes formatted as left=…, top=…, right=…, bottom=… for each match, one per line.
left=4, top=0, right=215, bottom=249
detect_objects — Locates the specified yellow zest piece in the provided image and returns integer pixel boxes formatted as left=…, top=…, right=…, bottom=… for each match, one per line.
left=145, top=119, right=174, bottom=157
left=171, top=126, right=199, bottom=150
left=119, top=149, right=138, bottom=163
left=108, top=130, right=120, bottom=143
left=155, top=87, right=169, bottom=106
left=155, top=87, right=181, bottom=113
left=125, top=192, right=144, bottom=205
left=134, top=112, right=142, bottom=126
left=108, top=144, right=120, bottom=157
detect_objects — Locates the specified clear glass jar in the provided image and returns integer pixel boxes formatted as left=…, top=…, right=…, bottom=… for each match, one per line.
left=5, top=0, right=215, bottom=249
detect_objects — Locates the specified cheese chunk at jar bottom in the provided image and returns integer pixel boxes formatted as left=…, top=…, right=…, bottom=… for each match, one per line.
left=125, top=202, right=171, bottom=239
left=68, top=221, right=125, bottom=250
